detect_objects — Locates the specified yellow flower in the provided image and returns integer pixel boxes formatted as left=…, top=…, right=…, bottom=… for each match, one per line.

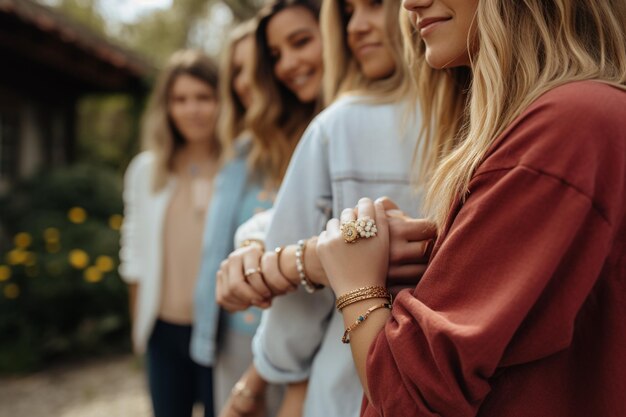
left=68, top=249, right=90, bottom=269
left=109, top=214, right=123, bottom=231
left=7, top=249, right=27, bottom=265
left=95, top=255, right=115, bottom=272
left=14, top=232, right=32, bottom=249
left=68, top=207, right=87, bottom=224
left=44, top=227, right=60, bottom=242
left=4, top=283, right=20, bottom=299
left=84, top=266, right=103, bottom=283
left=0, top=265, right=11, bottom=281
left=46, top=241, right=61, bottom=253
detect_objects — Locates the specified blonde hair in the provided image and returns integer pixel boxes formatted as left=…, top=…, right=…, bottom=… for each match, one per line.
left=321, top=0, right=417, bottom=105
left=246, top=0, right=321, bottom=186
left=217, top=19, right=257, bottom=160
left=140, top=50, right=220, bottom=192
left=410, top=0, right=626, bottom=229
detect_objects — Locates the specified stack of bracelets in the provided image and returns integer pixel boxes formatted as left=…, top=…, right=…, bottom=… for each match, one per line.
left=335, top=286, right=392, bottom=344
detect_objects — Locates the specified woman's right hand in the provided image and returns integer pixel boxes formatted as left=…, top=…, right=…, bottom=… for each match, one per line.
left=216, top=245, right=298, bottom=312
left=216, top=246, right=273, bottom=312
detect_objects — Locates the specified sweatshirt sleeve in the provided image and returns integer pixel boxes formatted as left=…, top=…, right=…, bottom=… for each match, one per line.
left=253, top=120, right=337, bottom=383
left=118, top=154, right=146, bottom=283
left=362, top=161, right=615, bottom=416
left=233, top=208, right=274, bottom=249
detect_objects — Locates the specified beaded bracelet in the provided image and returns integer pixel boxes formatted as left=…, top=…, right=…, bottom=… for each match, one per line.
left=296, top=239, right=324, bottom=293
left=342, top=302, right=392, bottom=343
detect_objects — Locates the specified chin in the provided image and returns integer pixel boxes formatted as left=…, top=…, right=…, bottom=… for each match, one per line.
left=296, top=87, right=318, bottom=103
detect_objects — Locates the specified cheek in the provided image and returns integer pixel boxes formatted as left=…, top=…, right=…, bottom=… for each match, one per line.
left=168, top=104, right=183, bottom=125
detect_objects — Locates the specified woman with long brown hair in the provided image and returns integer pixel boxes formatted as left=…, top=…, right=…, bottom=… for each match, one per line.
left=316, top=0, right=626, bottom=415
left=189, top=1, right=324, bottom=415
left=215, top=0, right=435, bottom=415
left=120, top=49, right=220, bottom=417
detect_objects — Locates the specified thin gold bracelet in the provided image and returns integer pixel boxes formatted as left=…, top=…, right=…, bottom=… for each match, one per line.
left=342, top=302, right=392, bottom=344
left=336, top=292, right=392, bottom=311
left=336, top=286, right=390, bottom=310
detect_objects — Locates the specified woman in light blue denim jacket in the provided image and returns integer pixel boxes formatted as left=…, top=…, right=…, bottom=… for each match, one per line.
left=215, top=1, right=435, bottom=416
left=190, top=1, right=325, bottom=415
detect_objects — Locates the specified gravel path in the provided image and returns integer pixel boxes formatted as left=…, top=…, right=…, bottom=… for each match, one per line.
left=0, top=355, right=204, bottom=417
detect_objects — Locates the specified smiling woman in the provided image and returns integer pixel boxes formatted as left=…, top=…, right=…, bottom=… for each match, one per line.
left=266, top=6, right=323, bottom=102
left=247, top=0, right=323, bottom=187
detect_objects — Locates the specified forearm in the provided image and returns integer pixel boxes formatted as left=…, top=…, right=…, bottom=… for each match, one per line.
left=275, top=380, right=308, bottom=417
left=279, top=237, right=327, bottom=286
left=340, top=298, right=390, bottom=401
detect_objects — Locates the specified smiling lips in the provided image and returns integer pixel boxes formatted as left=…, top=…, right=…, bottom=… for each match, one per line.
left=355, top=42, right=382, bottom=57
left=418, top=16, right=452, bottom=36
left=290, top=71, right=314, bottom=88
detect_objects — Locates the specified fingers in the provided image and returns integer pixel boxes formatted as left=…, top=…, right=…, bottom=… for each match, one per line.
left=217, top=269, right=249, bottom=312
left=389, top=240, right=432, bottom=263
left=356, top=198, right=376, bottom=220
left=260, top=251, right=297, bottom=295
left=375, top=196, right=399, bottom=211
left=403, top=219, right=438, bottom=242
left=340, top=207, right=356, bottom=224
left=242, top=250, right=272, bottom=299
left=226, top=253, right=264, bottom=305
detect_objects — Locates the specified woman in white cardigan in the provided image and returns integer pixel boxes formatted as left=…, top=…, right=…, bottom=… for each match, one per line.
left=119, top=50, right=221, bottom=417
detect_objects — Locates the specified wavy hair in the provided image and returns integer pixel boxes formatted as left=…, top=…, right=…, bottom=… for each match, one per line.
left=408, top=0, right=626, bottom=229
left=140, top=50, right=220, bottom=192
left=217, top=19, right=257, bottom=160
left=246, top=0, right=321, bottom=186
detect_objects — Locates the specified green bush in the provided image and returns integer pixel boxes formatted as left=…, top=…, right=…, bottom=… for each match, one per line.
left=0, top=164, right=130, bottom=373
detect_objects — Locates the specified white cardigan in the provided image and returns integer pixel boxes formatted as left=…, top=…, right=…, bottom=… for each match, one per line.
left=119, top=152, right=176, bottom=353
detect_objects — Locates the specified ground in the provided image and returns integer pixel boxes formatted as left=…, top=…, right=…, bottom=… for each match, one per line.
left=0, top=354, right=205, bottom=417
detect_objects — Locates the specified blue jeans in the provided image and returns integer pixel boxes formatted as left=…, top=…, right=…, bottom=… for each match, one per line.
left=147, top=319, right=214, bottom=417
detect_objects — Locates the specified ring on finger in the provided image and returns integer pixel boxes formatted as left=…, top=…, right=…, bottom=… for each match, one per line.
left=340, top=221, right=359, bottom=243
left=244, top=267, right=262, bottom=278
left=355, top=216, right=377, bottom=239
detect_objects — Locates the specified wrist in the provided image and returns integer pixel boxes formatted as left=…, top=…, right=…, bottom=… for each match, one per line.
left=233, top=367, right=267, bottom=400
left=280, top=245, right=301, bottom=285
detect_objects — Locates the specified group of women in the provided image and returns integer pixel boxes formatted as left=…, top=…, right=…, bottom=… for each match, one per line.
left=120, top=0, right=626, bottom=416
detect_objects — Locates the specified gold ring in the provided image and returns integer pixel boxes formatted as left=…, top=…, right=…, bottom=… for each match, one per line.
left=244, top=267, right=262, bottom=278
left=340, top=221, right=359, bottom=243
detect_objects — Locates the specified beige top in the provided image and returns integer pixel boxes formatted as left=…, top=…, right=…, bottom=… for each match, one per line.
left=159, top=165, right=214, bottom=324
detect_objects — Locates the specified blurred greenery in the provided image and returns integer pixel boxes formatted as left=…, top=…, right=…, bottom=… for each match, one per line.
left=0, top=164, right=128, bottom=373
left=76, top=94, right=143, bottom=174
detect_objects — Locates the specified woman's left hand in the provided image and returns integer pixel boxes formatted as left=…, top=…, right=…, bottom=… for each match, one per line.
left=317, top=198, right=389, bottom=295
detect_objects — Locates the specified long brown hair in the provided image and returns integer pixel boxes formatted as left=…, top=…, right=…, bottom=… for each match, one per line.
left=246, top=0, right=321, bottom=186
left=140, top=50, right=220, bottom=191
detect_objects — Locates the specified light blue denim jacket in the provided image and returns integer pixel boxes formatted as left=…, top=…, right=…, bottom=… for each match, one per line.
left=190, top=140, right=273, bottom=366
left=252, top=95, right=424, bottom=417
